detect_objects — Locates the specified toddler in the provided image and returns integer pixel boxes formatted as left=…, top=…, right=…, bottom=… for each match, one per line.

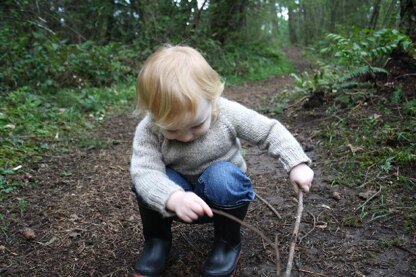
left=130, top=45, right=314, bottom=277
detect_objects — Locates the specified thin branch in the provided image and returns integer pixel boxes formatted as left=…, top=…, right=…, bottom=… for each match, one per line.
left=284, top=191, right=304, bottom=277
left=395, top=73, right=416, bottom=79
left=211, top=208, right=282, bottom=276
left=299, top=211, right=316, bottom=242
left=256, top=194, right=282, bottom=219
left=275, top=234, right=281, bottom=277
left=211, top=208, right=275, bottom=248
left=355, top=185, right=382, bottom=212
left=298, top=268, right=328, bottom=276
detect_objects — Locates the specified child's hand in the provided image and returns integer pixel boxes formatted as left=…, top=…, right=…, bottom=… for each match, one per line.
left=289, top=163, right=314, bottom=193
left=166, top=191, right=213, bottom=222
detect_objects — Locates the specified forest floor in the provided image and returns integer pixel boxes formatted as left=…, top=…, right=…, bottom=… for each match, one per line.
left=1, top=48, right=415, bottom=277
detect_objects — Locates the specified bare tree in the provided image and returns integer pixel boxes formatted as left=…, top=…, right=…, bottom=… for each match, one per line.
left=399, top=0, right=416, bottom=42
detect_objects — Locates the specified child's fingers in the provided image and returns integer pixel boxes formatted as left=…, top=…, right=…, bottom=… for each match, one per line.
left=201, top=201, right=213, bottom=217
left=194, top=197, right=213, bottom=217
left=292, top=181, right=310, bottom=193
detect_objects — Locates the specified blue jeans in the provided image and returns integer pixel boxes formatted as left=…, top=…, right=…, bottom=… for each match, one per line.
left=132, top=161, right=255, bottom=217
left=167, top=161, right=255, bottom=207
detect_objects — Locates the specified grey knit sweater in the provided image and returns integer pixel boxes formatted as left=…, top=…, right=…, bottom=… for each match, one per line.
left=130, top=97, right=311, bottom=216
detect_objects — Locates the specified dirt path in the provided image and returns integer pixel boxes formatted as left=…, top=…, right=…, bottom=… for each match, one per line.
left=1, top=48, right=414, bottom=276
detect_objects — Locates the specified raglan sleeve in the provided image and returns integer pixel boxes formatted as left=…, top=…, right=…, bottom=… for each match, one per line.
left=130, top=116, right=184, bottom=217
left=220, top=98, right=311, bottom=172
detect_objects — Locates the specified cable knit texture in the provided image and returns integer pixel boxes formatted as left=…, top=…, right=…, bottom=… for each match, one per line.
left=130, top=97, right=311, bottom=216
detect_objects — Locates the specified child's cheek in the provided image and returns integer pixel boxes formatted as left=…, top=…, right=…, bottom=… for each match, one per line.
left=162, top=132, right=176, bottom=140
left=195, top=123, right=210, bottom=136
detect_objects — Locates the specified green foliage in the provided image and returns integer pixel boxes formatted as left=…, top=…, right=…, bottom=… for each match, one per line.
left=338, top=66, right=388, bottom=83
left=0, top=84, right=135, bottom=173
left=290, top=64, right=340, bottom=94
left=286, top=27, right=416, bottom=224
left=291, top=28, right=414, bottom=109
left=0, top=27, right=138, bottom=94
left=316, top=103, right=416, bottom=221
left=321, top=28, right=414, bottom=67
left=0, top=167, right=20, bottom=194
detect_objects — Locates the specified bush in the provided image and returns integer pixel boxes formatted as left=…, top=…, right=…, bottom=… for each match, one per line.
left=0, top=28, right=138, bottom=94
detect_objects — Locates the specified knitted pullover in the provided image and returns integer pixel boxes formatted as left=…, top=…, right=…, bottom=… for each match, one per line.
left=130, top=97, right=311, bottom=216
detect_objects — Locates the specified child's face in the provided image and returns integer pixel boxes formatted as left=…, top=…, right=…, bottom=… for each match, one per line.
left=161, top=98, right=212, bottom=142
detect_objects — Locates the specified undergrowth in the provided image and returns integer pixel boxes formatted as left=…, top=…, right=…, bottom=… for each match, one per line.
left=265, top=28, right=416, bottom=226
left=0, top=84, right=135, bottom=198
left=316, top=90, right=416, bottom=225
left=0, top=36, right=292, bottom=201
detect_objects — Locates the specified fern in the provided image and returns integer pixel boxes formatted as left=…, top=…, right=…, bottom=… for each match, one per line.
left=333, top=80, right=359, bottom=90
left=338, top=66, right=389, bottom=83
left=323, top=29, right=414, bottom=68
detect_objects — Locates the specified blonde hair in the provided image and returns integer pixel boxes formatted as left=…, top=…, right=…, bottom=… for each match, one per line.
left=136, top=45, right=224, bottom=128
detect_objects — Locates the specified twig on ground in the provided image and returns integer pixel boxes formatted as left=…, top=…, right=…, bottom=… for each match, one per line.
left=298, top=268, right=328, bottom=276
left=300, top=211, right=316, bottom=242
left=211, top=209, right=275, bottom=248
left=256, top=193, right=282, bottom=219
left=284, top=191, right=304, bottom=277
left=211, top=208, right=281, bottom=271
left=180, top=233, right=205, bottom=257
left=275, top=234, right=281, bottom=277
left=355, top=185, right=382, bottom=212
left=286, top=96, right=308, bottom=110
left=395, top=73, right=416, bottom=79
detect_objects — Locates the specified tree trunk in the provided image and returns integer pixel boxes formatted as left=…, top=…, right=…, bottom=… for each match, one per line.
left=210, top=0, right=249, bottom=44
left=137, top=0, right=159, bottom=43
left=192, top=0, right=208, bottom=30
left=369, top=0, right=382, bottom=29
left=399, top=0, right=416, bottom=42
left=382, top=0, right=398, bottom=28
left=288, top=6, right=298, bottom=44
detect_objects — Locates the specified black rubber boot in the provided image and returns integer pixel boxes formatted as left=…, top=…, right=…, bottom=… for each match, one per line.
left=202, top=202, right=249, bottom=277
left=133, top=204, right=172, bottom=277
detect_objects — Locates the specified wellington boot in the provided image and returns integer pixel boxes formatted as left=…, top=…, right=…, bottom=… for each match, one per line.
left=133, top=204, right=172, bottom=276
left=202, top=202, right=249, bottom=277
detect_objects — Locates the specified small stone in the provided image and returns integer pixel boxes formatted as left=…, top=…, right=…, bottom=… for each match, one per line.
left=332, top=191, right=341, bottom=201
left=22, top=172, right=34, bottom=183
left=22, top=227, right=36, bottom=240
left=303, top=144, right=315, bottom=152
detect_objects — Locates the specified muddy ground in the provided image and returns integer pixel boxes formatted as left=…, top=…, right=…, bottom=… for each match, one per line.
left=1, top=49, right=415, bottom=276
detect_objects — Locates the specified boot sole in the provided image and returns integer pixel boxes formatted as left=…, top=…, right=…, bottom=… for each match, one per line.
left=202, top=252, right=241, bottom=277
left=231, top=253, right=240, bottom=277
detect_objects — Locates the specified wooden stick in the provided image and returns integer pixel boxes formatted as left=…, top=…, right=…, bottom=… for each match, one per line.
left=256, top=193, right=282, bottom=219
left=211, top=208, right=275, bottom=248
left=284, top=191, right=304, bottom=277
left=211, top=208, right=282, bottom=276
left=275, top=234, right=281, bottom=277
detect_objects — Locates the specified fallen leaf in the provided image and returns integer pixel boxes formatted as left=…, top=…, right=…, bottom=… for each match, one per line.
left=69, top=232, right=81, bottom=239
left=22, top=227, right=36, bottom=240
left=346, top=143, right=363, bottom=154
left=39, top=236, right=58, bottom=246
left=358, top=190, right=377, bottom=199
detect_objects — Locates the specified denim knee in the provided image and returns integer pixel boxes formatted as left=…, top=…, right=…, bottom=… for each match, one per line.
left=198, top=161, right=255, bottom=207
left=131, top=168, right=192, bottom=208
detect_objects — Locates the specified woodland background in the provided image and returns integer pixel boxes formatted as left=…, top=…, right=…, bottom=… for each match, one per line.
left=1, top=1, right=416, bottom=276
left=2, top=0, right=415, bottom=184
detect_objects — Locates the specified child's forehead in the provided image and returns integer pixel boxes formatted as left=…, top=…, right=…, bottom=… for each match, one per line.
left=165, top=98, right=212, bottom=129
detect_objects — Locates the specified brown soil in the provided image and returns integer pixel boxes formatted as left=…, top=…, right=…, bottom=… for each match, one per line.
left=1, top=48, right=415, bottom=277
